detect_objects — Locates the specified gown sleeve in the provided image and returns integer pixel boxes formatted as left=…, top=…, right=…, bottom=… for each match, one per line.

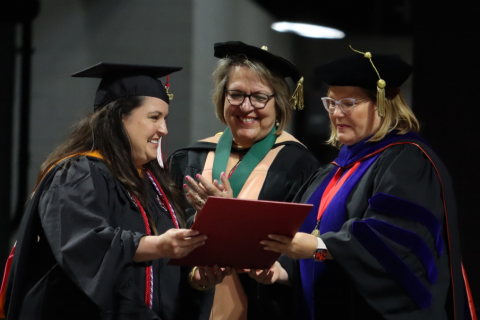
left=320, top=144, right=451, bottom=318
left=37, top=157, right=150, bottom=314
left=168, top=149, right=190, bottom=191
left=281, top=146, right=321, bottom=203
left=259, top=144, right=320, bottom=203
left=168, top=147, right=210, bottom=224
left=255, top=146, right=320, bottom=320
left=277, top=165, right=333, bottom=285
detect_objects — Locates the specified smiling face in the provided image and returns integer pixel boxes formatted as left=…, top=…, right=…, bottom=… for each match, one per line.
left=328, top=86, right=382, bottom=146
left=223, top=66, right=276, bottom=148
left=122, top=96, right=168, bottom=168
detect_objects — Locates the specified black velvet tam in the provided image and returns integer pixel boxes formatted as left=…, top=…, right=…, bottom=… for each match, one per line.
left=314, top=52, right=412, bottom=90
left=214, top=41, right=302, bottom=83
left=71, top=62, right=182, bottom=109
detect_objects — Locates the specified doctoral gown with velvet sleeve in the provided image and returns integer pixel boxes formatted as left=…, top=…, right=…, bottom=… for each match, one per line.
left=279, top=131, right=475, bottom=320
left=4, top=156, right=211, bottom=320
left=168, top=132, right=320, bottom=320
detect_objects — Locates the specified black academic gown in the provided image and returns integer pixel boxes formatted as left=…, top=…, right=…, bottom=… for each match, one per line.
left=280, top=132, right=475, bottom=320
left=168, top=137, right=320, bottom=320
left=4, top=156, right=211, bottom=320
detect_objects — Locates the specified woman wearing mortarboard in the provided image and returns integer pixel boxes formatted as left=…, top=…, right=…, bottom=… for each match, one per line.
left=1, top=63, right=226, bottom=319
left=254, top=47, right=477, bottom=319
left=167, top=42, right=319, bottom=320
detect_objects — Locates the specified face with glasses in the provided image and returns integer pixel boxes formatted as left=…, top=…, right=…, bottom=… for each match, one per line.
left=326, top=86, right=381, bottom=146
left=223, top=65, right=276, bottom=148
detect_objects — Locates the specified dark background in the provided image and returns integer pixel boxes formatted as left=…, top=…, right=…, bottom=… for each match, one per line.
left=1, top=0, right=478, bottom=313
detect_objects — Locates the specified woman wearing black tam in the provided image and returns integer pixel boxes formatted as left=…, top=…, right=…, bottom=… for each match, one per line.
left=255, top=48, right=476, bottom=319
left=1, top=63, right=227, bottom=320
left=168, top=42, right=319, bottom=320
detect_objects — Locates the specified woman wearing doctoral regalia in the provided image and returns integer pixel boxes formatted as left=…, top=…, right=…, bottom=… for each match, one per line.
left=1, top=63, right=227, bottom=319
left=257, top=48, right=477, bottom=319
left=168, top=42, right=319, bottom=320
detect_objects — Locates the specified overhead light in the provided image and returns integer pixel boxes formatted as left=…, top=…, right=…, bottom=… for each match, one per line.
left=271, top=22, right=345, bottom=39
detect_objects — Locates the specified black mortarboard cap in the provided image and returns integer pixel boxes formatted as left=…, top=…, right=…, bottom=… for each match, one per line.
left=214, top=41, right=302, bottom=83
left=71, top=62, right=182, bottom=109
left=314, top=52, right=412, bottom=90
left=214, top=41, right=305, bottom=110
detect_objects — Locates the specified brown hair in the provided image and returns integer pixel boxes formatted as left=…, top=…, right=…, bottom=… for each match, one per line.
left=36, top=96, right=186, bottom=230
left=212, top=55, right=292, bottom=135
left=327, top=88, right=420, bottom=148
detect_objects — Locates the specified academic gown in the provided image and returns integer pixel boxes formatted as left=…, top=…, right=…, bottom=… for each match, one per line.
left=4, top=156, right=212, bottom=320
left=280, top=131, right=475, bottom=320
left=168, top=132, right=320, bottom=320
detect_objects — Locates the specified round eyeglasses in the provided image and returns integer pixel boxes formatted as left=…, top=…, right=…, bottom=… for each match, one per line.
left=321, top=97, right=366, bottom=115
left=225, top=90, right=275, bottom=109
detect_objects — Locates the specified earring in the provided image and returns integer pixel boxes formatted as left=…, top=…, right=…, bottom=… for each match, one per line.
left=275, top=120, right=280, bottom=127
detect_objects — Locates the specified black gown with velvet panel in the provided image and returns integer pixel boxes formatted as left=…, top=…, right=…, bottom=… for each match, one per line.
left=279, top=132, right=475, bottom=320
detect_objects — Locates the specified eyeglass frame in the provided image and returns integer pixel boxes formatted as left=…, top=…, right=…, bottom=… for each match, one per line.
left=224, top=89, right=275, bottom=109
left=321, top=97, right=367, bottom=115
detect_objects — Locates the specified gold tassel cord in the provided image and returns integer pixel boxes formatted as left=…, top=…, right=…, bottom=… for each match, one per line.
left=349, top=45, right=386, bottom=117
left=166, top=87, right=174, bottom=100
left=290, top=77, right=304, bottom=110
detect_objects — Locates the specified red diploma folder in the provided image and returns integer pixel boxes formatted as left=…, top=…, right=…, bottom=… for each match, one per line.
left=168, top=197, right=313, bottom=269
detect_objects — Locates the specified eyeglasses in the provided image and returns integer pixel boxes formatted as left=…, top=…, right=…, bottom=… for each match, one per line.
left=321, top=97, right=366, bottom=115
left=225, top=90, right=275, bottom=109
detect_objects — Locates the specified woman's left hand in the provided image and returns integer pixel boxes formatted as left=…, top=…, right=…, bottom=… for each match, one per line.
left=260, top=232, right=318, bottom=260
left=190, top=265, right=233, bottom=288
left=184, top=172, right=233, bottom=212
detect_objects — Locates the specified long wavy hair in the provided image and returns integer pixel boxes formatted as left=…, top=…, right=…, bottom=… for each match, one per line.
left=36, top=96, right=185, bottom=231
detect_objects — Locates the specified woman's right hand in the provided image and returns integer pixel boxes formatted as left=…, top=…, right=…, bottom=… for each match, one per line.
left=156, top=228, right=207, bottom=259
left=134, top=229, right=206, bottom=262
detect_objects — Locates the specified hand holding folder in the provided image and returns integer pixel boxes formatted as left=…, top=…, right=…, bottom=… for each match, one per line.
left=169, top=197, right=313, bottom=269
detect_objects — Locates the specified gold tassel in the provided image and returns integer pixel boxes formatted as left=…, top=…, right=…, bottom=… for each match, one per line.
left=349, top=45, right=386, bottom=117
left=376, top=79, right=386, bottom=117
left=166, top=88, right=174, bottom=100
left=290, top=77, right=304, bottom=110
left=165, top=75, right=174, bottom=100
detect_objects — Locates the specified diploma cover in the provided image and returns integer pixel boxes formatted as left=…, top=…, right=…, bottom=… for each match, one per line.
left=168, top=197, right=313, bottom=269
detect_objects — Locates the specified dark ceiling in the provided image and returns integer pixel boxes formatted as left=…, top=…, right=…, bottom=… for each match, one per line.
left=252, top=0, right=412, bottom=35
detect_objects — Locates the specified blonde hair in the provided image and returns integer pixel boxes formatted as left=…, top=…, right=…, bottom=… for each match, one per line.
left=212, top=55, right=292, bottom=135
left=327, top=89, right=420, bottom=148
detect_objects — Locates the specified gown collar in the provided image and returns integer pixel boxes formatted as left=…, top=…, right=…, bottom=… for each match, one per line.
left=334, top=131, right=428, bottom=168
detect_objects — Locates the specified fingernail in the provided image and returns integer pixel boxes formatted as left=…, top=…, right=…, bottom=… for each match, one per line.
left=196, top=174, right=200, bottom=179
left=268, top=235, right=273, bottom=239
left=183, top=184, right=187, bottom=189
left=186, top=176, right=190, bottom=180
left=204, top=236, right=208, bottom=240
left=186, top=194, right=189, bottom=197
left=222, top=172, right=226, bottom=177
left=260, top=241, right=265, bottom=245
